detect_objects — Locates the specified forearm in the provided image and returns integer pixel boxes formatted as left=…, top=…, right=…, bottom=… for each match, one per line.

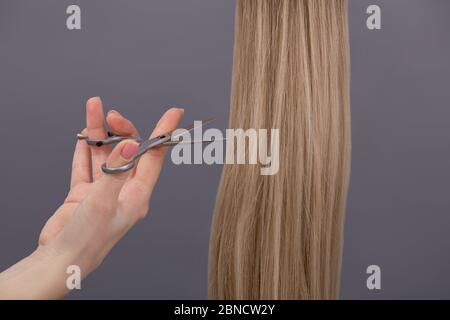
left=0, top=246, right=75, bottom=299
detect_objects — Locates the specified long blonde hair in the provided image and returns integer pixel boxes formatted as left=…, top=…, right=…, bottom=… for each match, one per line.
left=208, top=0, right=351, bottom=299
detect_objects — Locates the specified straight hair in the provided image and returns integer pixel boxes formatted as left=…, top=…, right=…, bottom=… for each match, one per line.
left=208, top=0, right=351, bottom=299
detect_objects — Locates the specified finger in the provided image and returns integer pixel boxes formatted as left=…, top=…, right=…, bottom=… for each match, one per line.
left=106, top=110, right=140, bottom=138
left=92, top=139, right=140, bottom=201
left=134, top=107, right=184, bottom=190
left=70, top=128, right=91, bottom=188
left=86, top=97, right=111, bottom=181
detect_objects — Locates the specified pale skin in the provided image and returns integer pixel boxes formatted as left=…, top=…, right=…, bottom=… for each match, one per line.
left=0, top=97, right=184, bottom=299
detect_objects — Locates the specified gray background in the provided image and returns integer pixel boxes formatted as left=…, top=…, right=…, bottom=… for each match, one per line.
left=0, top=0, right=449, bottom=299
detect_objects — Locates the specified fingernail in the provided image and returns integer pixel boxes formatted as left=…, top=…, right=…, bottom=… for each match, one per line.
left=108, top=109, right=119, bottom=116
left=89, top=96, right=101, bottom=103
left=121, top=141, right=139, bottom=160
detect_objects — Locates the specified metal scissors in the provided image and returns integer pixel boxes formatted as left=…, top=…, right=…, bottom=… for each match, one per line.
left=77, top=118, right=220, bottom=174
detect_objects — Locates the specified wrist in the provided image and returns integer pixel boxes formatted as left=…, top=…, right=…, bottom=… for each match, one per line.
left=0, top=245, right=79, bottom=299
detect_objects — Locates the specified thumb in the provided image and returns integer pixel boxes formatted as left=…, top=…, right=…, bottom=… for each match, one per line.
left=94, top=139, right=139, bottom=200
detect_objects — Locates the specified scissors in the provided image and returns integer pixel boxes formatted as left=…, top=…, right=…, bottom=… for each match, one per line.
left=77, top=118, right=220, bottom=174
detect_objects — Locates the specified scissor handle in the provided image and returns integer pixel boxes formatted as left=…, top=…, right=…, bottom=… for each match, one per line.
left=101, top=160, right=136, bottom=174
left=92, top=118, right=216, bottom=174
left=78, top=131, right=132, bottom=147
left=100, top=135, right=170, bottom=174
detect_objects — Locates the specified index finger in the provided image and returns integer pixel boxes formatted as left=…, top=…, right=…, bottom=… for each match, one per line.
left=106, top=109, right=140, bottom=138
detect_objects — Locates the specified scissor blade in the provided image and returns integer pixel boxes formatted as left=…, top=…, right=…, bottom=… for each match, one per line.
left=170, top=118, right=215, bottom=141
left=162, top=138, right=227, bottom=146
left=134, top=136, right=167, bottom=159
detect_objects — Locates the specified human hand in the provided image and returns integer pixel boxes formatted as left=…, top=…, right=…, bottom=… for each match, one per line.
left=0, top=97, right=184, bottom=299
left=41, top=96, right=184, bottom=273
